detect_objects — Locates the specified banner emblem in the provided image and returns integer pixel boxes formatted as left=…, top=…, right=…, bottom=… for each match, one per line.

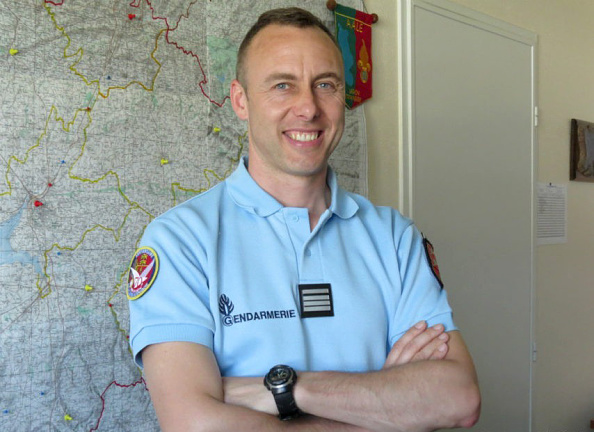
left=127, top=247, right=159, bottom=300
left=333, top=3, right=374, bottom=109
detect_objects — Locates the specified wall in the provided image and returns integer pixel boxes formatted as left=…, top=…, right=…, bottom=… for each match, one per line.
left=364, top=0, right=594, bottom=430
left=362, top=2, right=399, bottom=207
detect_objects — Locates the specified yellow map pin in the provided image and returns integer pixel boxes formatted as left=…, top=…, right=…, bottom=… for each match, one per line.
left=213, top=127, right=221, bottom=134
left=9, top=48, right=19, bottom=56
left=84, top=284, right=94, bottom=292
left=160, top=158, right=169, bottom=166
left=64, top=414, right=73, bottom=421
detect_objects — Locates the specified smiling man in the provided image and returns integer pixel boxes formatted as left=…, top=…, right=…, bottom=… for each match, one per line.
left=128, top=7, right=480, bottom=431
left=232, top=19, right=347, bottom=230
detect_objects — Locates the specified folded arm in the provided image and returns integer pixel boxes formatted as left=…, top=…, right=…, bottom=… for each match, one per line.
left=142, top=322, right=479, bottom=431
left=294, top=330, right=480, bottom=431
left=142, top=341, right=367, bottom=432
left=224, top=323, right=480, bottom=431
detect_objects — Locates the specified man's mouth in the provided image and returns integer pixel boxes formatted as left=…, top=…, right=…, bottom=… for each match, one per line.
left=285, top=131, right=321, bottom=142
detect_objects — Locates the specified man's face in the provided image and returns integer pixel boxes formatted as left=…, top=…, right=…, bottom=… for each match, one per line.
left=231, top=24, right=345, bottom=182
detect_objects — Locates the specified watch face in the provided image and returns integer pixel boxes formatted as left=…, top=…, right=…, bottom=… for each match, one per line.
left=269, top=367, right=290, bottom=384
left=267, top=365, right=294, bottom=387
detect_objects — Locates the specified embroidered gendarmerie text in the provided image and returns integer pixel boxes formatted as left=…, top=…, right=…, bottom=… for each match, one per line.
left=219, top=294, right=297, bottom=327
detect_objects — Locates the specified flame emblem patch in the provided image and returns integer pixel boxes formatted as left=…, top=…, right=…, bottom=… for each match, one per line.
left=423, top=238, right=444, bottom=289
left=127, top=247, right=159, bottom=300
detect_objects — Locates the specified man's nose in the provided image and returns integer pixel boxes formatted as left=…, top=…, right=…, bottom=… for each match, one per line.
left=292, top=87, right=320, bottom=120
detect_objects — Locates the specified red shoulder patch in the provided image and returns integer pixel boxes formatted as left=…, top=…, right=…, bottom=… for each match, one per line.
left=423, top=238, right=444, bottom=289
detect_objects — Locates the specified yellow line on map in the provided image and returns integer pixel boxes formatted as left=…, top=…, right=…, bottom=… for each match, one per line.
left=7, top=5, right=249, bottom=337
left=37, top=206, right=137, bottom=298
left=43, top=3, right=165, bottom=100
left=1, top=105, right=90, bottom=196
left=170, top=132, right=247, bottom=205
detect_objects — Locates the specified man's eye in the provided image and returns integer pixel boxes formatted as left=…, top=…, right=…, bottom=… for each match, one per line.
left=317, top=82, right=335, bottom=90
left=275, top=83, right=289, bottom=90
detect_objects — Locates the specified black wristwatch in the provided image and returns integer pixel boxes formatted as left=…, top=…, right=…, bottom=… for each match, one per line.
left=263, top=364, right=301, bottom=420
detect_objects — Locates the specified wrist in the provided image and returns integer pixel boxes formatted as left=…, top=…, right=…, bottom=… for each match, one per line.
left=292, top=370, right=347, bottom=420
left=223, top=376, right=277, bottom=414
left=264, top=364, right=302, bottom=420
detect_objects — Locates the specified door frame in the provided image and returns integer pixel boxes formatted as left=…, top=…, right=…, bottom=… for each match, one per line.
left=397, top=0, right=538, bottom=429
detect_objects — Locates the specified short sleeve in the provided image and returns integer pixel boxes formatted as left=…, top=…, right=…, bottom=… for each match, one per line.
left=128, top=216, right=215, bottom=368
left=388, top=223, right=456, bottom=346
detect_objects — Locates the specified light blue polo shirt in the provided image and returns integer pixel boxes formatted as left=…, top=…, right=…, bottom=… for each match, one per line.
left=128, top=157, right=455, bottom=376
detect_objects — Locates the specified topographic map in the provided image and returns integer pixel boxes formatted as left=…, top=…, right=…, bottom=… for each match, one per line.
left=0, top=0, right=366, bottom=430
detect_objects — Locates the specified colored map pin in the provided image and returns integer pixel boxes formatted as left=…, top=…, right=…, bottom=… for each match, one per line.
left=84, top=284, right=94, bottom=292
left=128, top=13, right=136, bottom=20
left=64, top=414, right=73, bottom=421
left=160, top=158, right=169, bottom=166
left=34, top=200, right=43, bottom=207
left=207, top=125, right=221, bottom=136
left=9, top=48, right=19, bottom=56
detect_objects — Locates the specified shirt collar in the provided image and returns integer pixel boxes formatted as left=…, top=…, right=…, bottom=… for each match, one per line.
left=227, top=156, right=359, bottom=219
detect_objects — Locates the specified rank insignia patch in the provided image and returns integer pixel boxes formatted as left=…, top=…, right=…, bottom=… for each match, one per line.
left=299, top=283, right=334, bottom=318
left=423, top=238, right=444, bottom=289
left=127, top=247, right=159, bottom=300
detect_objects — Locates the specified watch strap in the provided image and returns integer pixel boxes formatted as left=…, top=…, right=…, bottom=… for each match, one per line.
left=274, top=389, right=301, bottom=420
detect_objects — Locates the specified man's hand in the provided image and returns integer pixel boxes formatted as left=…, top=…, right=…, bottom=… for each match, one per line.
left=383, top=320, right=449, bottom=369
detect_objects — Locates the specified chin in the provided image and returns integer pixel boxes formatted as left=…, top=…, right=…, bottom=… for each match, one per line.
left=287, top=163, right=327, bottom=178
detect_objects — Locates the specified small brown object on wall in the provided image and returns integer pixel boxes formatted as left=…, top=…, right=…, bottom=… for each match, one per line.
left=570, top=118, right=594, bottom=182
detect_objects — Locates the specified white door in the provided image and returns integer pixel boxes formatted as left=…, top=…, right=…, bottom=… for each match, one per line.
left=399, top=1, right=537, bottom=431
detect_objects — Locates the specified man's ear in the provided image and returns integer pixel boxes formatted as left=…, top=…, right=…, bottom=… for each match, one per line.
left=230, top=79, right=248, bottom=120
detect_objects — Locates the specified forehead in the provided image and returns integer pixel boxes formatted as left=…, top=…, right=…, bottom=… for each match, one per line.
left=244, top=24, right=343, bottom=81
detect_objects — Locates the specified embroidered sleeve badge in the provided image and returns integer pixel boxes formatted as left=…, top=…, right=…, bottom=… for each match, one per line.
left=423, top=238, right=444, bottom=289
left=127, top=247, right=159, bottom=300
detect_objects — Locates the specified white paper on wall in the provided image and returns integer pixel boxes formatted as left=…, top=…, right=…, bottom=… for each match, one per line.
left=537, top=183, right=567, bottom=245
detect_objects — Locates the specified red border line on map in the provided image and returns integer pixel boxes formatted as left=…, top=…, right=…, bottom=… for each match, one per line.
left=90, top=378, right=147, bottom=432
left=44, top=0, right=230, bottom=107
left=134, top=0, right=230, bottom=107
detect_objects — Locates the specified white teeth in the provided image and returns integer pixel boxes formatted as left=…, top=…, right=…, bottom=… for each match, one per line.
left=288, top=132, right=318, bottom=142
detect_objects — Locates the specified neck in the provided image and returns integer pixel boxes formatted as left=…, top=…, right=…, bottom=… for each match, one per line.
left=247, top=162, right=331, bottom=230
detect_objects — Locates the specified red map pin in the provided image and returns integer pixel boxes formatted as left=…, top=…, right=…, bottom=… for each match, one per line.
left=34, top=200, right=44, bottom=207
left=128, top=13, right=136, bottom=20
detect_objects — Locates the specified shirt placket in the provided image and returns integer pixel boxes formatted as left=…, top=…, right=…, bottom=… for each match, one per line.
left=281, top=208, right=325, bottom=285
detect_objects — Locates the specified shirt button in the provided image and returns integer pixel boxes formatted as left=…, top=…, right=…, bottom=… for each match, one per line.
left=305, top=249, right=312, bottom=256
left=292, top=215, right=299, bottom=222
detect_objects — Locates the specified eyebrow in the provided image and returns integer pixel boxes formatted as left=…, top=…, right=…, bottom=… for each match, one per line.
left=263, top=71, right=344, bottom=84
left=315, top=72, right=344, bottom=82
left=263, top=73, right=297, bottom=84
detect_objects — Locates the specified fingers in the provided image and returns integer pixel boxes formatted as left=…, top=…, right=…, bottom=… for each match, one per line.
left=416, top=331, right=449, bottom=361
left=384, top=320, right=428, bottom=367
left=384, top=321, right=450, bottom=368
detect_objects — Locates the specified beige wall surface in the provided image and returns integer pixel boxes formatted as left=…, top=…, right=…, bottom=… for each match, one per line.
left=364, top=0, right=594, bottom=430
left=362, top=1, right=399, bottom=207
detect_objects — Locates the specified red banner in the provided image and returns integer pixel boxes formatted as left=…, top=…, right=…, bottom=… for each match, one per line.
left=333, top=4, right=374, bottom=109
